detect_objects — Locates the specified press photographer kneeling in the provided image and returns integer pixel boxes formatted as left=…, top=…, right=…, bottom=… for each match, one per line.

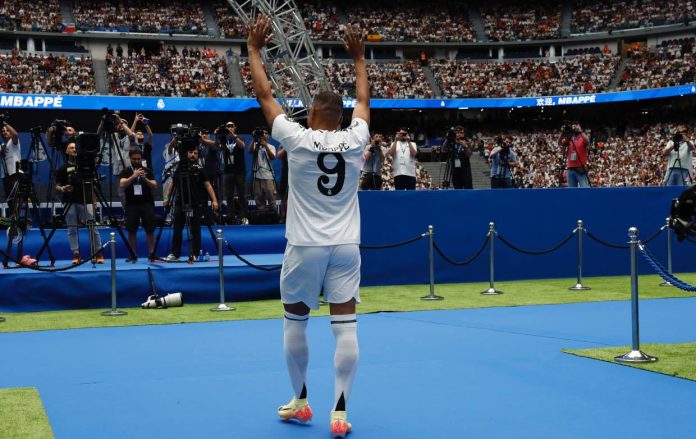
left=119, top=148, right=157, bottom=262
left=163, top=133, right=218, bottom=262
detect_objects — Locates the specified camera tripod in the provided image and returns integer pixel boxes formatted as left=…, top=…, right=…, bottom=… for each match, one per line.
left=664, top=155, right=694, bottom=186
left=35, top=174, right=136, bottom=264
left=99, top=129, right=128, bottom=211
left=26, top=126, right=58, bottom=214
left=153, top=169, right=217, bottom=262
left=2, top=164, right=56, bottom=268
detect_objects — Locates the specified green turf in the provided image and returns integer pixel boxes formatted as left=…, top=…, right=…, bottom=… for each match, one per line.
left=0, top=388, right=54, bottom=439
left=564, top=343, right=696, bottom=382
left=0, top=273, right=694, bottom=333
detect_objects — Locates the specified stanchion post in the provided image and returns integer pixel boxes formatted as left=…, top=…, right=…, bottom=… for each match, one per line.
left=569, top=220, right=591, bottom=291
left=659, top=217, right=673, bottom=287
left=421, top=225, right=443, bottom=301
left=102, top=232, right=127, bottom=316
left=615, top=227, right=657, bottom=364
left=481, top=222, right=503, bottom=295
left=211, top=229, right=236, bottom=312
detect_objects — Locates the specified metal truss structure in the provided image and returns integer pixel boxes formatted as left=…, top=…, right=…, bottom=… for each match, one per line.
left=228, top=0, right=330, bottom=120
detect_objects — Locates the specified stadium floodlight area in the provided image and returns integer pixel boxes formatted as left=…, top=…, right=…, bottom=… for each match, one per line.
left=227, top=0, right=329, bottom=120
left=0, top=85, right=695, bottom=113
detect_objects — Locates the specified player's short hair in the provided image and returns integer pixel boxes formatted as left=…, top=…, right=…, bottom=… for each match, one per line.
left=129, top=148, right=143, bottom=158
left=312, top=91, right=343, bottom=122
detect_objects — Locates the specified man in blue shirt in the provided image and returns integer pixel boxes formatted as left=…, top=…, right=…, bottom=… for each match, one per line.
left=489, top=136, right=519, bottom=189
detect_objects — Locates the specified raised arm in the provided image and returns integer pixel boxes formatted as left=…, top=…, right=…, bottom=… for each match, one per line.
left=344, top=25, right=369, bottom=126
left=247, top=14, right=284, bottom=128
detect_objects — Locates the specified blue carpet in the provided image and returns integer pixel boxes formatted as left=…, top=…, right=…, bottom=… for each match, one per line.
left=0, top=298, right=695, bottom=438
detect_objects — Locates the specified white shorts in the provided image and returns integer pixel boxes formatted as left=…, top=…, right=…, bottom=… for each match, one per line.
left=280, top=243, right=361, bottom=310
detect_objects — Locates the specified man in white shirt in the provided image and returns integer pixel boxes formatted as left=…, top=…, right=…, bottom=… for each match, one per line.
left=248, top=16, right=369, bottom=438
left=663, top=126, right=694, bottom=186
left=1, top=121, right=21, bottom=213
left=387, top=128, right=417, bottom=189
left=247, top=127, right=277, bottom=211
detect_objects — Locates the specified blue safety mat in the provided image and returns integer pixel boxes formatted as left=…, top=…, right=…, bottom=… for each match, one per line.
left=0, top=298, right=694, bottom=438
left=0, top=255, right=283, bottom=312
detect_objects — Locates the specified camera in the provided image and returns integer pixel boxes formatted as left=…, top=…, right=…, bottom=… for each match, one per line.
left=669, top=184, right=696, bottom=241
left=49, top=119, right=72, bottom=149
left=100, top=107, right=121, bottom=133
left=74, top=133, right=101, bottom=179
left=0, top=111, right=9, bottom=124
left=445, top=127, right=457, bottom=141
left=673, top=132, right=685, bottom=143
left=252, top=126, right=267, bottom=142
left=562, top=122, right=574, bottom=138
left=169, top=123, right=202, bottom=174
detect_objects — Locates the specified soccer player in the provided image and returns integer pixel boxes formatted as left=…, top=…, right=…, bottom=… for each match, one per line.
left=247, top=15, right=370, bottom=438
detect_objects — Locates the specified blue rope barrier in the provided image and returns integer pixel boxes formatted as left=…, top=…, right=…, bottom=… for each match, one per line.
left=638, top=243, right=696, bottom=292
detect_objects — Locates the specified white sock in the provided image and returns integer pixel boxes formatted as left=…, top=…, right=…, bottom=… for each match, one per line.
left=284, top=312, right=309, bottom=399
left=331, top=314, right=359, bottom=411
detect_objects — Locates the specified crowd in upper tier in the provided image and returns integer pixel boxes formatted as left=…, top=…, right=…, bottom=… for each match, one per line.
left=106, top=45, right=233, bottom=97
left=5, top=0, right=693, bottom=40
left=0, top=49, right=94, bottom=94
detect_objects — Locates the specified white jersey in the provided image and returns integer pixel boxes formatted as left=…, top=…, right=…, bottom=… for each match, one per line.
left=392, top=140, right=416, bottom=177
left=272, top=115, right=369, bottom=246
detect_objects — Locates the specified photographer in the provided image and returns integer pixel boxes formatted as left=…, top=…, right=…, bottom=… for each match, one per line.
left=130, top=113, right=154, bottom=172
left=387, top=127, right=417, bottom=190
left=489, top=136, right=519, bottom=189
left=1, top=119, right=20, bottom=212
left=360, top=132, right=386, bottom=190
left=97, top=111, right=135, bottom=176
left=119, top=148, right=157, bottom=262
left=55, top=140, right=104, bottom=264
left=218, top=121, right=248, bottom=224
left=442, top=126, right=473, bottom=189
left=45, top=120, right=76, bottom=151
left=662, top=125, right=694, bottom=186
left=199, top=128, right=222, bottom=222
left=559, top=122, right=591, bottom=188
left=163, top=147, right=218, bottom=262
left=247, top=127, right=276, bottom=211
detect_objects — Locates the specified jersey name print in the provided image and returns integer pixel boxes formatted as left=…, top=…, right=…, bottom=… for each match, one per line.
left=272, top=115, right=370, bottom=246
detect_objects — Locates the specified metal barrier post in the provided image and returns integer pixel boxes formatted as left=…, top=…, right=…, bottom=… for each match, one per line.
left=569, top=220, right=590, bottom=291
left=615, top=227, right=657, bottom=364
left=481, top=222, right=503, bottom=295
left=421, top=225, right=444, bottom=300
left=659, top=217, right=673, bottom=287
left=211, top=229, right=236, bottom=312
left=102, top=232, right=127, bottom=316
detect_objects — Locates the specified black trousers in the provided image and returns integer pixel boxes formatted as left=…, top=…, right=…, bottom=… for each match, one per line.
left=171, top=207, right=203, bottom=259
left=224, top=171, right=247, bottom=219
left=394, top=175, right=416, bottom=190
left=360, top=172, right=382, bottom=190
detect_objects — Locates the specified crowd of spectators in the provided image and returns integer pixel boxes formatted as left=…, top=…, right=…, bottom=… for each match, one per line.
left=73, top=0, right=207, bottom=34
left=214, top=0, right=247, bottom=39
left=0, top=49, right=95, bottom=94
left=430, top=53, right=620, bottom=98
left=240, top=59, right=434, bottom=99
left=344, top=6, right=475, bottom=42
left=480, top=2, right=561, bottom=41
left=617, top=38, right=696, bottom=91
left=107, top=46, right=232, bottom=97
left=0, top=0, right=62, bottom=32
left=470, top=122, right=690, bottom=188
left=571, top=0, right=695, bottom=34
